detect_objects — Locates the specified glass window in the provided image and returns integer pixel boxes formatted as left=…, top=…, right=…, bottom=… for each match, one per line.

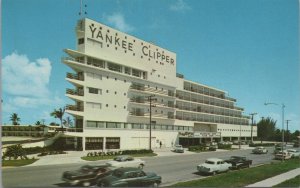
left=86, top=121, right=97, bottom=128
left=106, top=137, right=120, bottom=149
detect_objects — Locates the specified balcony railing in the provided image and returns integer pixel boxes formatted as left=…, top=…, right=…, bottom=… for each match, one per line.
left=66, top=105, right=84, bottom=112
left=66, top=88, right=84, bottom=96
left=66, top=128, right=83, bottom=132
left=130, top=112, right=145, bottom=116
left=130, top=84, right=145, bottom=91
left=66, top=72, right=84, bottom=81
left=225, top=96, right=237, bottom=102
left=130, top=97, right=145, bottom=103
left=62, top=57, right=84, bottom=64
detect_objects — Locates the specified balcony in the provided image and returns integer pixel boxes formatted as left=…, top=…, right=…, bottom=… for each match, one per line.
left=130, top=111, right=145, bottom=116
left=66, top=88, right=84, bottom=96
left=66, top=105, right=84, bottom=112
left=130, top=84, right=145, bottom=91
left=225, top=96, right=237, bottom=102
left=234, top=106, right=244, bottom=111
left=66, top=72, right=84, bottom=81
left=62, top=57, right=84, bottom=64
left=130, top=97, right=145, bottom=103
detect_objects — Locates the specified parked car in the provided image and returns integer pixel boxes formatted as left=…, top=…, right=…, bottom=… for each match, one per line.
left=62, top=164, right=112, bottom=186
left=197, top=158, right=231, bottom=175
left=252, top=146, right=268, bottom=154
left=172, top=145, right=184, bottom=153
left=96, top=167, right=161, bottom=187
left=287, top=149, right=300, bottom=158
left=275, top=150, right=292, bottom=160
left=106, top=155, right=146, bottom=169
left=224, top=156, right=252, bottom=170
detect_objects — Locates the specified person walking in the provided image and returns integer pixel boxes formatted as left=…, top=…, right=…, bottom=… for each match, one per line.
left=159, top=141, right=162, bottom=148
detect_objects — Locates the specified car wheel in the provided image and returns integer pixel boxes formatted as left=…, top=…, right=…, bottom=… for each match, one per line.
left=70, top=180, right=79, bottom=186
left=212, top=171, right=216, bottom=176
left=98, top=182, right=105, bottom=187
left=151, top=182, right=160, bottom=187
left=82, top=181, right=90, bottom=187
left=138, top=164, right=144, bottom=169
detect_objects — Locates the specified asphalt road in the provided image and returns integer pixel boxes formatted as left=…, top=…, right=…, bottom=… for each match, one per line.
left=2, top=147, right=276, bottom=188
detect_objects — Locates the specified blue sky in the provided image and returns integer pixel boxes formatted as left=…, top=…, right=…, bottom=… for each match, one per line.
left=2, top=0, right=299, bottom=132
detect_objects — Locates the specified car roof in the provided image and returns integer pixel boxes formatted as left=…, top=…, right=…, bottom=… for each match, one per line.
left=206, top=158, right=223, bottom=162
left=114, top=167, right=141, bottom=173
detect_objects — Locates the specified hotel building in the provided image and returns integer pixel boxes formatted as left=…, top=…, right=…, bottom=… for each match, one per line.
left=62, top=18, right=257, bottom=151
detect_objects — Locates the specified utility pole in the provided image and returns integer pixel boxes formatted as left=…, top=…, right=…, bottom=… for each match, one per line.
left=145, top=95, right=156, bottom=151
left=249, top=113, right=257, bottom=143
left=286, top=120, right=291, bottom=144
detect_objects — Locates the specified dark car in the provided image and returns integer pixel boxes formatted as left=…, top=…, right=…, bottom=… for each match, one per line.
left=97, top=167, right=161, bottom=187
left=62, top=164, right=112, bottom=187
left=224, top=156, right=252, bottom=170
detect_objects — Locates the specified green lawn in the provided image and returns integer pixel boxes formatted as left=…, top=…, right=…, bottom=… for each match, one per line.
left=171, top=159, right=300, bottom=187
left=81, top=153, right=157, bottom=161
left=2, top=159, right=38, bottom=167
left=274, top=175, right=300, bottom=187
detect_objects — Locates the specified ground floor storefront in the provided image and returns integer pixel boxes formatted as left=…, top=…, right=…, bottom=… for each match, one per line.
left=58, top=128, right=255, bottom=151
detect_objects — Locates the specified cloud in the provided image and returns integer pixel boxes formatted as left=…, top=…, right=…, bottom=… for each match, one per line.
left=2, top=52, right=64, bottom=115
left=103, top=12, right=135, bottom=32
left=170, top=0, right=191, bottom=12
left=2, top=52, right=51, bottom=97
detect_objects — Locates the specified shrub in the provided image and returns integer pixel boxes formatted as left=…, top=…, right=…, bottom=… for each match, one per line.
left=188, top=145, right=206, bottom=151
left=218, top=144, right=232, bottom=149
left=249, top=143, right=275, bottom=147
left=3, top=144, right=27, bottom=160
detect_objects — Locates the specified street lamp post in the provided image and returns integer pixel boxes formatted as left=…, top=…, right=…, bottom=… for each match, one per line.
left=264, top=102, right=285, bottom=162
left=146, top=95, right=156, bottom=151
left=250, top=113, right=258, bottom=143
left=286, top=120, right=291, bottom=144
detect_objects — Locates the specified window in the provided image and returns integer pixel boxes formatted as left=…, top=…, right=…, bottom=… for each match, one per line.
left=78, top=38, right=84, bottom=44
left=88, top=87, right=99, bottom=94
left=106, top=122, right=121, bottom=129
left=106, top=137, right=120, bottom=149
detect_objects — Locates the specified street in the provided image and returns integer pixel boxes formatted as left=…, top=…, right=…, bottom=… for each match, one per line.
left=2, top=147, right=276, bottom=187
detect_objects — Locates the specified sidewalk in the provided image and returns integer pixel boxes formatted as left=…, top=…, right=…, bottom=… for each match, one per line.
left=246, top=168, right=300, bottom=187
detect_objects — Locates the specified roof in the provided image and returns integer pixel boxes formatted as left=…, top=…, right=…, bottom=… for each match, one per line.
left=206, top=158, right=223, bottom=162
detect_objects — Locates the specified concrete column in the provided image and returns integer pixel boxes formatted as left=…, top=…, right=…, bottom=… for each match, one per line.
left=82, top=137, right=86, bottom=151
left=103, top=137, right=106, bottom=151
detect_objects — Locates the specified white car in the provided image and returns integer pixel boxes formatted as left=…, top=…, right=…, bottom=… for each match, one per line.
left=172, top=145, right=184, bottom=153
left=287, top=149, right=300, bottom=158
left=197, top=158, right=231, bottom=175
left=275, top=150, right=292, bottom=160
left=106, top=155, right=145, bottom=169
left=252, top=146, right=268, bottom=154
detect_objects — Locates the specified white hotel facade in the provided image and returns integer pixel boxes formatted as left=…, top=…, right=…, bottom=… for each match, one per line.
left=62, top=18, right=257, bottom=151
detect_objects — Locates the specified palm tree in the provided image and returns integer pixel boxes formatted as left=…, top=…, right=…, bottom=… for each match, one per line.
left=35, top=121, right=41, bottom=125
left=50, top=108, right=65, bottom=128
left=10, top=113, right=20, bottom=125
left=63, top=116, right=73, bottom=128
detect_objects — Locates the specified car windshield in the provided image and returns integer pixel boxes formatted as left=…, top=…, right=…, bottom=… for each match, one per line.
left=229, top=156, right=239, bottom=160
left=80, top=165, right=93, bottom=171
left=114, top=156, right=124, bottom=162
left=205, top=160, right=215, bottom=165
left=112, top=170, right=124, bottom=178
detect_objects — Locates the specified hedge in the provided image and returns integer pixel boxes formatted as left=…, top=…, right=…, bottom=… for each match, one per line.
left=249, top=143, right=275, bottom=147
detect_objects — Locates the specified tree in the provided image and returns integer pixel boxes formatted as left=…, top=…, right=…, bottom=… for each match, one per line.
left=35, top=121, right=41, bottom=125
left=10, top=113, right=20, bottom=125
left=63, top=116, right=73, bottom=128
left=257, top=117, right=276, bottom=142
left=50, top=108, right=65, bottom=128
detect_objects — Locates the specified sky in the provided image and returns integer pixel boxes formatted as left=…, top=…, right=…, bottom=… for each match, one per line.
left=2, top=0, right=299, bottom=132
